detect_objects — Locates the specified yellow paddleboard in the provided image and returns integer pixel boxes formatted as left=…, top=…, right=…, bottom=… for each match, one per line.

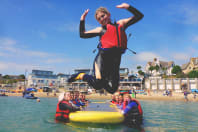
left=69, top=111, right=124, bottom=124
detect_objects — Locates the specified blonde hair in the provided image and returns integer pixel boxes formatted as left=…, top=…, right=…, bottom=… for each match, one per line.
left=123, top=94, right=132, bottom=99
left=95, top=7, right=110, bottom=20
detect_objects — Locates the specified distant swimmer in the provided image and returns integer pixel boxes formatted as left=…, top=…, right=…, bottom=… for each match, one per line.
left=67, top=3, right=144, bottom=94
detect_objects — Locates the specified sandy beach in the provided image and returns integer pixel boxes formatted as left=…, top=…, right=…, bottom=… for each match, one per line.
left=5, top=91, right=198, bottom=102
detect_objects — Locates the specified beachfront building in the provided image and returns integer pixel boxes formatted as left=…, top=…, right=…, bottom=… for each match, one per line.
left=56, top=73, right=70, bottom=87
left=181, top=57, right=198, bottom=74
left=27, top=70, right=58, bottom=87
left=145, top=78, right=198, bottom=92
left=145, top=58, right=175, bottom=76
left=0, top=74, right=25, bottom=90
left=68, top=68, right=143, bottom=92
left=68, top=68, right=93, bottom=92
left=26, top=68, right=143, bottom=92
left=74, top=69, right=93, bottom=75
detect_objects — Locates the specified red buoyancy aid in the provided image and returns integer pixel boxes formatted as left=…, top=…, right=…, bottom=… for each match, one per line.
left=122, top=101, right=128, bottom=110
left=72, top=99, right=77, bottom=104
left=122, top=99, right=143, bottom=115
left=55, top=100, right=71, bottom=121
left=131, top=99, right=143, bottom=115
left=100, top=23, right=127, bottom=49
left=111, top=100, right=116, bottom=104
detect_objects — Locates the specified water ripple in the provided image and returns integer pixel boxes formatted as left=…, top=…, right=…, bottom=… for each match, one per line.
left=1, top=97, right=198, bottom=132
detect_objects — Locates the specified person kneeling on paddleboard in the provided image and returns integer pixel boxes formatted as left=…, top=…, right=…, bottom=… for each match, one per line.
left=55, top=92, right=80, bottom=123
left=67, top=3, right=144, bottom=94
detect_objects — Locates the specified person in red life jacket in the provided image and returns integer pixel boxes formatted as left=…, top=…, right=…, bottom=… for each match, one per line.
left=118, top=94, right=124, bottom=105
left=121, top=94, right=143, bottom=128
left=110, top=94, right=116, bottom=104
left=68, top=92, right=80, bottom=109
left=67, top=3, right=144, bottom=94
left=79, top=93, right=89, bottom=105
left=55, top=92, right=80, bottom=123
left=111, top=95, right=119, bottom=105
left=74, top=91, right=85, bottom=107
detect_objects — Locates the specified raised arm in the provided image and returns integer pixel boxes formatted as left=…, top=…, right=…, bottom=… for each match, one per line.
left=80, top=9, right=101, bottom=38
left=116, top=3, right=144, bottom=30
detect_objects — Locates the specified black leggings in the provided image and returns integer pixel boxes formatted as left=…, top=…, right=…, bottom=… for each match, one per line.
left=83, top=48, right=122, bottom=94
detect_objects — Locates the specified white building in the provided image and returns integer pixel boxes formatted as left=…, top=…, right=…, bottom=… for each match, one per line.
left=56, top=73, right=70, bottom=87
left=27, top=70, right=58, bottom=87
left=145, top=58, right=175, bottom=76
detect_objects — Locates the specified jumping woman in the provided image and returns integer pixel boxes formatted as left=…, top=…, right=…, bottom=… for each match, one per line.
left=68, top=3, right=144, bottom=94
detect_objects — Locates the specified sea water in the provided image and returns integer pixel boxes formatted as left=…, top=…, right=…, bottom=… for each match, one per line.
left=0, top=96, right=198, bottom=132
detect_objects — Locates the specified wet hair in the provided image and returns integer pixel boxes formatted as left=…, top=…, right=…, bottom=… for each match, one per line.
left=95, top=7, right=110, bottom=20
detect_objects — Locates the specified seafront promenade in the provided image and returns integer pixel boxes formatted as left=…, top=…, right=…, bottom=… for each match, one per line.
left=5, top=91, right=198, bottom=102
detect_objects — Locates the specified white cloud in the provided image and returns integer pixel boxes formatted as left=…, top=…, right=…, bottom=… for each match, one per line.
left=0, top=38, right=16, bottom=46
left=0, top=38, right=17, bottom=52
left=168, top=2, right=198, bottom=25
left=42, top=1, right=55, bottom=9
left=192, top=36, right=198, bottom=42
left=45, top=58, right=65, bottom=64
left=0, top=37, right=50, bottom=58
left=0, top=61, right=34, bottom=74
left=172, top=53, right=190, bottom=61
left=25, top=50, right=50, bottom=58
left=39, top=31, right=47, bottom=39
left=182, top=6, right=198, bottom=25
left=132, top=51, right=165, bottom=62
left=0, top=52, right=9, bottom=57
left=0, top=62, right=7, bottom=70
left=0, top=37, right=72, bottom=74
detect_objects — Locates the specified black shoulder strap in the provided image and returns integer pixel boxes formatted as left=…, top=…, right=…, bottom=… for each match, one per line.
left=114, top=21, right=120, bottom=48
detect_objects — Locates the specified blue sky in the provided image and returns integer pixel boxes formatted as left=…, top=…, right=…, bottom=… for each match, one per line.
left=0, top=0, right=198, bottom=75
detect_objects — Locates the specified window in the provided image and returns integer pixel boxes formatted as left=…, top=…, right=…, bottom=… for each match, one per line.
left=196, top=58, right=198, bottom=64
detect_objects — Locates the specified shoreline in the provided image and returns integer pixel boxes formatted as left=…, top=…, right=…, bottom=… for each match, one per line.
left=4, top=92, right=198, bottom=102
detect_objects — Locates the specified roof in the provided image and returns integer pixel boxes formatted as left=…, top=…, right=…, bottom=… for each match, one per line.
left=159, top=61, right=174, bottom=68
left=181, top=62, right=190, bottom=70
left=147, top=60, right=174, bottom=68
left=181, top=57, right=198, bottom=70
left=191, top=57, right=198, bottom=66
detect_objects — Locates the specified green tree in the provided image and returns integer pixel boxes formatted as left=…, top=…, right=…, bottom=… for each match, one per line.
left=149, top=66, right=155, bottom=74
left=138, top=70, right=145, bottom=76
left=176, top=72, right=187, bottom=78
left=137, top=66, right=142, bottom=70
left=188, top=70, right=198, bottom=78
left=137, top=65, right=145, bottom=76
left=171, top=65, right=182, bottom=75
left=8, top=79, right=17, bottom=84
left=155, top=65, right=160, bottom=72
left=3, top=75, right=10, bottom=79
left=19, top=74, right=25, bottom=79
left=162, top=67, right=167, bottom=75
